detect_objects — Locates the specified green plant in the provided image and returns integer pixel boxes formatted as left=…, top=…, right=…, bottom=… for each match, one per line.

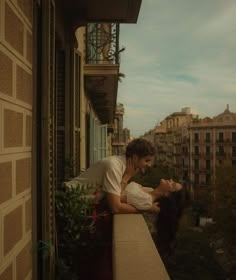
left=56, top=184, right=97, bottom=239
left=55, top=184, right=105, bottom=278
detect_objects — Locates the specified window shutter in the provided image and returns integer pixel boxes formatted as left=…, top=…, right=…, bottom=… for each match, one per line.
left=98, top=124, right=107, bottom=160
left=41, top=0, right=56, bottom=279
left=55, top=50, right=66, bottom=188
left=89, top=114, right=94, bottom=165
left=73, top=51, right=81, bottom=175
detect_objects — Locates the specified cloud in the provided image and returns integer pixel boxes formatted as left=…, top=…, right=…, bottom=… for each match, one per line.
left=117, top=0, right=236, bottom=137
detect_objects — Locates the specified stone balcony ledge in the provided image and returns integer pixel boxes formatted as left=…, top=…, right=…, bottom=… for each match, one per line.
left=113, top=214, right=170, bottom=280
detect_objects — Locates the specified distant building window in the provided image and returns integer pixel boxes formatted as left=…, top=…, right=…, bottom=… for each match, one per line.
left=194, top=159, right=199, bottom=169
left=184, top=171, right=188, bottom=179
left=219, top=146, right=224, bottom=155
left=232, top=160, right=236, bottom=166
left=218, top=132, right=224, bottom=142
left=194, top=146, right=199, bottom=155
left=206, top=146, right=210, bottom=155
left=219, top=160, right=222, bottom=165
left=232, top=132, right=236, bottom=143
left=194, top=174, right=199, bottom=184
left=194, top=133, right=199, bottom=142
left=205, top=132, right=210, bottom=142
left=206, top=174, right=211, bottom=185
left=232, top=146, right=236, bottom=157
left=206, top=160, right=211, bottom=170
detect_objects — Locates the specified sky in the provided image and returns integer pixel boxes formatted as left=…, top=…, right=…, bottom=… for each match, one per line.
left=117, top=0, right=236, bottom=137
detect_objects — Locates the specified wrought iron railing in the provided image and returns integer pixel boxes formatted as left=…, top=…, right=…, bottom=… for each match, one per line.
left=85, top=23, right=120, bottom=64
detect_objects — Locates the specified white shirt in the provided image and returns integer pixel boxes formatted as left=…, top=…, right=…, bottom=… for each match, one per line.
left=74, top=155, right=126, bottom=196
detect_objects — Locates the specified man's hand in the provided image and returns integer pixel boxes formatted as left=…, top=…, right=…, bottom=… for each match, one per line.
left=124, top=157, right=139, bottom=179
left=148, top=202, right=160, bottom=213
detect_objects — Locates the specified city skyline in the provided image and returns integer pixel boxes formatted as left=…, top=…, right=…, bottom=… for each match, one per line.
left=117, top=0, right=236, bottom=137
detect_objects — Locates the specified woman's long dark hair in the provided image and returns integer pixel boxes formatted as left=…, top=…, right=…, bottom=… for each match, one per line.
left=155, top=189, right=186, bottom=259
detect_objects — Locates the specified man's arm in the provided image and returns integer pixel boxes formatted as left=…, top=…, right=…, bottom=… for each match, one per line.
left=106, top=193, right=140, bottom=214
left=106, top=193, right=160, bottom=214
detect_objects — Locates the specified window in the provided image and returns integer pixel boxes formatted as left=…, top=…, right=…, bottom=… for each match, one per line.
left=218, top=132, right=224, bottom=142
left=206, top=146, right=210, bottom=155
left=205, top=132, right=210, bottom=142
left=194, top=133, right=199, bottom=142
left=232, top=146, right=236, bottom=157
left=194, top=146, right=199, bottom=155
left=194, top=159, right=199, bottom=169
left=219, top=146, right=224, bottom=155
left=232, top=160, right=236, bottom=166
left=194, top=174, right=199, bottom=184
left=206, top=174, right=211, bottom=185
left=232, top=132, right=236, bottom=143
left=206, top=160, right=211, bottom=170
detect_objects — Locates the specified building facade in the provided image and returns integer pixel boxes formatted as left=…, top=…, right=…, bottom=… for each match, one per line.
left=112, top=103, right=131, bottom=155
left=153, top=106, right=236, bottom=195
left=0, top=0, right=142, bottom=279
left=188, top=105, right=236, bottom=191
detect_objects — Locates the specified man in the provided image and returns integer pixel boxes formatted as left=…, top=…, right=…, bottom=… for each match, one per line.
left=74, top=138, right=181, bottom=214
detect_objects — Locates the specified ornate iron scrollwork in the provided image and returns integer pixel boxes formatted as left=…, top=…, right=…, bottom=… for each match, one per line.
left=85, top=23, right=120, bottom=64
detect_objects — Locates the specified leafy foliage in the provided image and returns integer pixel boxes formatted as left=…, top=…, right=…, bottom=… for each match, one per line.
left=212, top=166, right=236, bottom=249
left=55, top=184, right=106, bottom=279
left=191, top=186, right=214, bottom=225
left=56, top=184, right=97, bottom=241
left=166, top=228, right=226, bottom=280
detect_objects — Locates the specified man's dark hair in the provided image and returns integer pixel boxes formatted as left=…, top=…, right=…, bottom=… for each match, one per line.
left=125, top=138, right=156, bottom=158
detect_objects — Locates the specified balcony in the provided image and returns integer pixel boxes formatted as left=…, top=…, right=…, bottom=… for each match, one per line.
left=61, top=0, right=142, bottom=28
left=84, top=23, right=120, bottom=124
left=216, top=152, right=226, bottom=158
left=113, top=214, right=170, bottom=280
left=192, top=152, right=201, bottom=157
left=199, top=167, right=211, bottom=172
left=57, top=181, right=170, bottom=279
left=203, top=153, right=213, bottom=159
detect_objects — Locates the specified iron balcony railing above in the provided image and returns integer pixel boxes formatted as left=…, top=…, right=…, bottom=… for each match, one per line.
left=85, top=23, right=120, bottom=64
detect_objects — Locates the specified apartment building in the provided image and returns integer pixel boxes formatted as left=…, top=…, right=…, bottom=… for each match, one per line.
left=0, top=1, right=142, bottom=279
left=153, top=106, right=236, bottom=195
left=112, top=103, right=131, bottom=155
left=188, top=105, right=236, bottom=189
left=153, top=107, right=198, bottom=166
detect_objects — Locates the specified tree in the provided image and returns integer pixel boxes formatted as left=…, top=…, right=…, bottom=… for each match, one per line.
left=191, top=186, right=214, bottom=226
left=212, top=166, right=236, bottom=249
left=118, top=72, right=126, bottom=82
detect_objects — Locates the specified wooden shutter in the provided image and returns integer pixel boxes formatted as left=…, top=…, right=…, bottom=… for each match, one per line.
left=55, top=50, right=66, bottom=188
left=98, top=124, right=108, bottom=160
left=73, top=51, right=81, bottom=175
left=94, top=118, right=99, bottom=163
left=41, top=0, right=56, bottom=279
left=89, top=114, right=94, bottom=165
left=86, top=112, right=91, bottom=168
left=68, top=50, right=81, bottom=176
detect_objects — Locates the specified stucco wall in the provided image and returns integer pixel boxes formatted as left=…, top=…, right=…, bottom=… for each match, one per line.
left=0, top=0, right=33, bottom=279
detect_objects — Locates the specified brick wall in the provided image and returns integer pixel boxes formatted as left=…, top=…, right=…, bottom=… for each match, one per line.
left=0, top=1, right=33, bottom=279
